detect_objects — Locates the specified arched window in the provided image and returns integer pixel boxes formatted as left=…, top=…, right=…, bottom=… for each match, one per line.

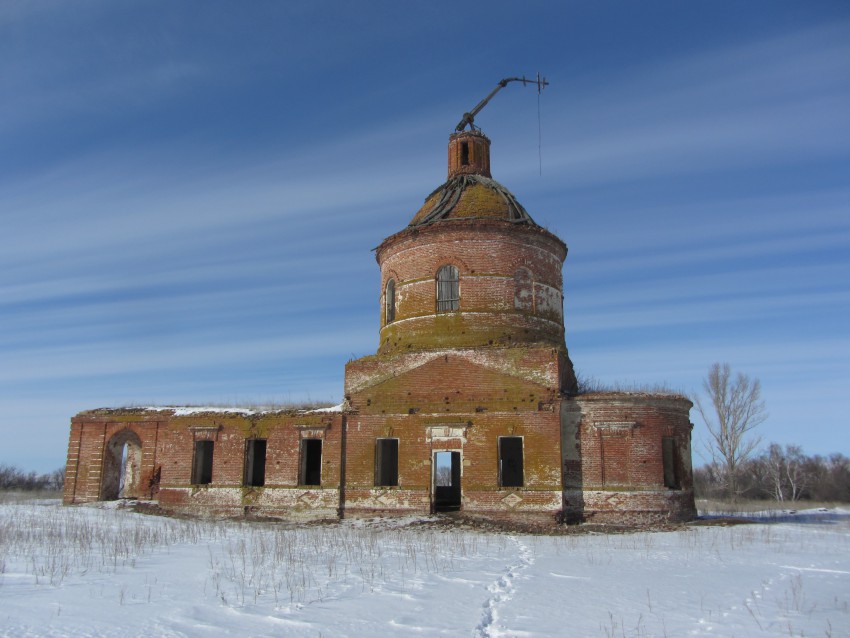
left=385, top=278, right=396, bottom=324
left=436, top=265, right=460, bottom=312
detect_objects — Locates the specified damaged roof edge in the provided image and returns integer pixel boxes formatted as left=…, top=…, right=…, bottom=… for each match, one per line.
left=409, top=174, right=538, bottom=228
left=77, top=402, right=346, bottom=417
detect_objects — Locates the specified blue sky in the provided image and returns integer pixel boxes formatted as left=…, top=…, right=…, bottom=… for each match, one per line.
left=2, top=1, right=848, bottom=472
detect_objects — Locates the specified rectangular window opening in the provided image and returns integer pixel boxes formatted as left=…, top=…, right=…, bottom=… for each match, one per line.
left=192, top=440, right=214, bottom=485
left=662, top=437, right=681, bottom=490
left=385, top=279, right=396, bottom=324
left=244, top=439, right=267, bottom=487
left=375, top=438, right=399, bottom=487
left=461, top=141, right=469, bottom=165
left=300, top=439, right=322, bottom=486
left=498, top=436, right=524, bottom=488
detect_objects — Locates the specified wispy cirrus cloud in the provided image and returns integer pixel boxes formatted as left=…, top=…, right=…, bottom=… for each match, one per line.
left=1, top=327, right=373, bottom=384
left=496, top=22, right=850, bottom=188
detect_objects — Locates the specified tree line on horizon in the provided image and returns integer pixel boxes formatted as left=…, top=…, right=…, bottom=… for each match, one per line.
left=694, top=446, right=850, bottom=503
left=0, top=464, right=64, bottom=492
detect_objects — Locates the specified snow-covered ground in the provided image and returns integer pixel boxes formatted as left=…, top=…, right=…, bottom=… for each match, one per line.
left=1, top=500, right=848, bottom=637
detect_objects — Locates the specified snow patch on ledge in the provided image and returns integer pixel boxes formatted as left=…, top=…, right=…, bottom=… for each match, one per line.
left=168, top=407, right=258, bottom=416
left=139, top=406, right=258, bottom=416
left=304, top=403, right=345, bottom=413
left=139, top=403, right=345, bottom=416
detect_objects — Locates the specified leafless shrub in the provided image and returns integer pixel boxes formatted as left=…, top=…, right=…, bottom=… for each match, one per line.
left=1, top=501, right=508, bottom=606
left=203, top=522, right=502, bottom=606
left=0, top=502, right=205, bottom=586
left=574, top=372, right=682, bottom=396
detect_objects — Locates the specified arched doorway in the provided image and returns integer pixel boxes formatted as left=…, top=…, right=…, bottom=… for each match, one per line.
left=101, top=429, right=143, bottom=500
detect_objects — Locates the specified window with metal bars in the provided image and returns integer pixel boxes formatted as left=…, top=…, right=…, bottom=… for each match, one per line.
left=436, top=265, right=459, bottom=312
left=385, top=279, right=396, bottom=324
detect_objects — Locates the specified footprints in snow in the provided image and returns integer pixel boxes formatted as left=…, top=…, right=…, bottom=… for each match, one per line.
left=474, top=536, right=534, bottom=637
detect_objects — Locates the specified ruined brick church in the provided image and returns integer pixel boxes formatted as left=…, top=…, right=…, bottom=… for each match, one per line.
left=64, top=128, right=696, bottom=525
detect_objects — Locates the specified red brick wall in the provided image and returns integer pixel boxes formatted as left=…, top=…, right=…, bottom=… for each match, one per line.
left=64, top=414, right=165, bottom=504
left=65, top=410, right=344, bottom=519
left=375, top=220, right=570, bottom=358
left=447, top=131, right=492, bottom=178
left=343, top=348, right=566, bottom=519
left=63, top=391, right=696, bottom=524
left=561, top=393, right=697, bottom=523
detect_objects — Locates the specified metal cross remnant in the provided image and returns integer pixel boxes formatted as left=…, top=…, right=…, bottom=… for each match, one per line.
left=454, top=73, right=548, bottom=132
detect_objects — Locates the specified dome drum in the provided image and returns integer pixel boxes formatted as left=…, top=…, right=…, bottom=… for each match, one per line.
left=376, top=219, right=568, bottom=355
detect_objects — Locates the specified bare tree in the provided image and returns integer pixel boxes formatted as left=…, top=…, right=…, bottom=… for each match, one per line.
left=756, top=444, right=809, bottom=502
left=783, top=445, right=809, bottom=502
left=763, top=444, right=788, bottom=502
left=695, top=363, right=767, bottom=501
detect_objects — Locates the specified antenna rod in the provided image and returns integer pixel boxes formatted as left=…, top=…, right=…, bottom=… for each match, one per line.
left=455, top=75, right=549, bottom=133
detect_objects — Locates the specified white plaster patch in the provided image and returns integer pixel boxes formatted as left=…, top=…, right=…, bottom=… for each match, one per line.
left=426, top=425, right=469, bottom=442
left=501, top=493, right=523, bottom=509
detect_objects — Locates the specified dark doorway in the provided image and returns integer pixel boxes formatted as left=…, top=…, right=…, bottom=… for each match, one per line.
left=300, top=439, right=322, bottom=486
left=192, top=440, right=214, bottom=485
left=499, top=436, right=524, bottom=488
left=244, top=439, right=267, bottom=487
left=434, top=451, right=461, bottom=512
left=662, top=437, right=681, bottom=489
left=375, top=438, right=399, bottom=486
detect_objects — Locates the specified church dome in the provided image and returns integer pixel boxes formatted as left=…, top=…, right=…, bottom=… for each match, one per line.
left=373, top=128, right=568, bottom=358
left=408, top=130, right=537, bottom=227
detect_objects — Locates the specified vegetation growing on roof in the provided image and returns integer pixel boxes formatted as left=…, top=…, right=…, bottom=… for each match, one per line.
left=572, top=372, right=686, bottom=399
left=410, top=175, right=536, bottom=227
